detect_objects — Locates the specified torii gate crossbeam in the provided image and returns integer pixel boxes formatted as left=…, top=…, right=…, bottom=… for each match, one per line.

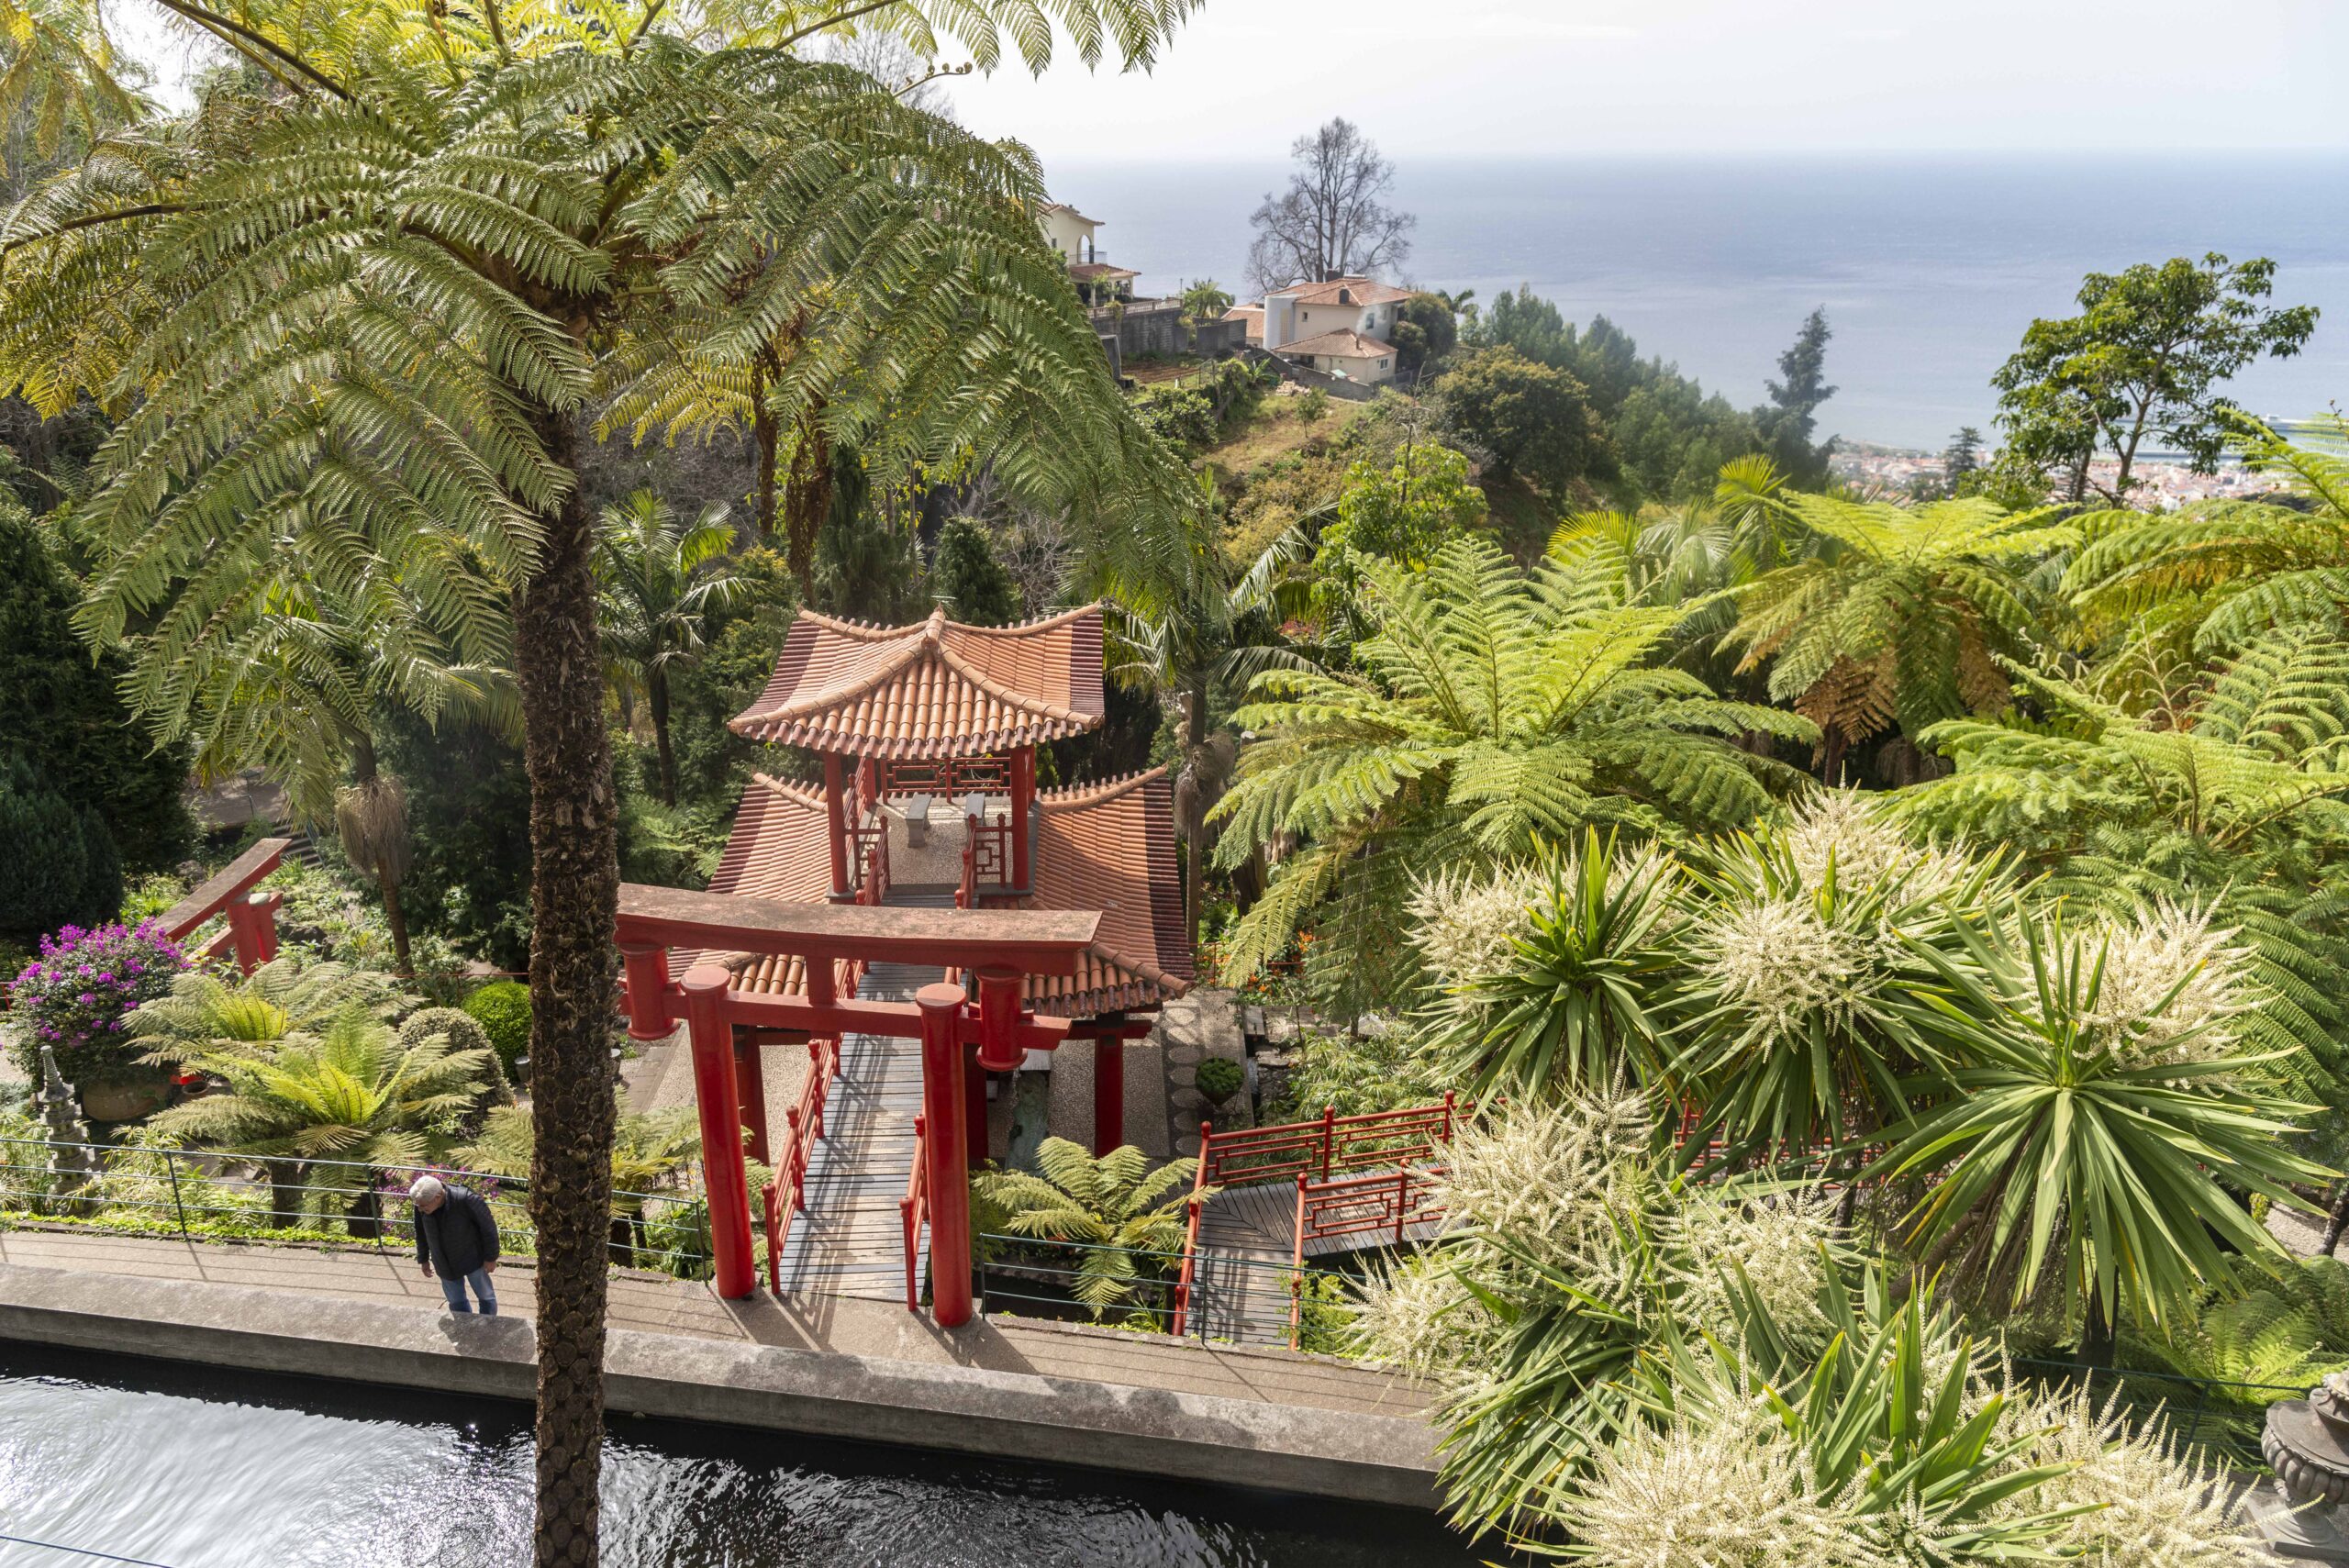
left=613, top=883, right=1101, bottom=1324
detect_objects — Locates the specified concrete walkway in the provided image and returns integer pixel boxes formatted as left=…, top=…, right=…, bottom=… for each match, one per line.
left=0, top=1227, right=1427, bottom=1420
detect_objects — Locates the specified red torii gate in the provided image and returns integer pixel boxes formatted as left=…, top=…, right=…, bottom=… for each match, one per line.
left=614, top=882, right=1101, bottom=1325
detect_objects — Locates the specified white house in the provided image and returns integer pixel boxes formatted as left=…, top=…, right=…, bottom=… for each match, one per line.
left=1272, top=328, right=1397, bottom=385
left=1261, top=277, right=1411, bottom=354
left=1036, top=200, right=1102, bottom=264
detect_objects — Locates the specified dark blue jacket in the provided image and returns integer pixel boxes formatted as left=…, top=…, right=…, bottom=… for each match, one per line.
left=415, top=1184, right=501, bottom=1279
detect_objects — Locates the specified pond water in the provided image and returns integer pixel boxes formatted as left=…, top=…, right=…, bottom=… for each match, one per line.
left=0, top=1345, right=1479, bottom=1567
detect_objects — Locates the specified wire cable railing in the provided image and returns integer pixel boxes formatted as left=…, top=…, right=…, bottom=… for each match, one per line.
left=0, top=1133, right=713, bottom=1280
left=974, top=1231, right=1360, bottom=1351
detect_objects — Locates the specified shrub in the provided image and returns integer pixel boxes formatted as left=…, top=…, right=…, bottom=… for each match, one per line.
left=8, top=919, right=184, bottom=1083
left=400, top=1006, right=509, bottom=1104
left=1297, top=386, right=1330, bottom=424
left=462, top=981, right=531, bottom=1080
left=1195, top=1055, right=1243, bottom=1106
left=0, top=771, right=122, bottom=947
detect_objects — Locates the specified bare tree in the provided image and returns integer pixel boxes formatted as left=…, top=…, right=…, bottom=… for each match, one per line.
left=1245, top=117, right=1414, bottom=295
left=821, top=30, right=961, bottom=118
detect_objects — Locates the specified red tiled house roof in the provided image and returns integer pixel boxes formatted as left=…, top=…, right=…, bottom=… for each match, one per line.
left=729, top=605, right=1106, bottom=759
left=956, top=769, right=1194, bottom=1017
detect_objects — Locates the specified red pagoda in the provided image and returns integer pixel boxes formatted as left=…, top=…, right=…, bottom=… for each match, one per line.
left=612, top=602, right=1193, bottom=1324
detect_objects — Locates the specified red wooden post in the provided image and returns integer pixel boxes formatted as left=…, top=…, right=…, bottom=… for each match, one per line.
left=619, top=942, right=674, bottom=1040
left=1441, top=1089, right=1455, bottom=1145
left=857, top=755, right=879, bottom=814
left=963, top=1041, right=988, bottom=1162
left=974, top=967, right=1024, bottom=1073
left=823, top=753, right=851, bottom=899
left=227, top=894, right=272, bottom=974
left=734, top=1030, right=770, bottom=1165
left=250, top=892, right=282, bottom=964
left=1320, top=1105, right=1336, bottom=1181
left=1395, top=1170, right=1408, bottom=1246
left=1008, top=745, right=1033, bottom=891
left=917, top=984, right=974, bottom=1328
left=683, top=963, right=757, bottom=1299
left=1093, top=1036, right=1124, bottom=1154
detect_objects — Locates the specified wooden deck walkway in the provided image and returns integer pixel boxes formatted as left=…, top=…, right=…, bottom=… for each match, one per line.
left=771, top=942, right=941, bottom=1303
left=1192, top=1175, right=1449, bottom=1345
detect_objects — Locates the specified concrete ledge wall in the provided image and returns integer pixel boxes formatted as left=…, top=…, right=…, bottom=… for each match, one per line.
left=0, top=1263, right=1438, bottom=1508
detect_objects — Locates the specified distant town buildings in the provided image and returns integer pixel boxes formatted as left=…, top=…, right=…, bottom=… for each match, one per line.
left=1831, top=445, right=2285, bottom=508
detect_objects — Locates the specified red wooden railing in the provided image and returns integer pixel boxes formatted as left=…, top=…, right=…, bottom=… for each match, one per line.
left=953, top=810, right=1011, bottom=911
left=1175, top=1095, right=1467, bottom=1339
left=761, top=1034, right=841, bottom=1294
left=159, top=837, right=290, bottom=973
left=883, top=756, right=1009, bottom=798
left=899, top=1113, right=930, bottom=1311
left=848, top=811, right=890, bottom=906
left=1197, top=1094, right=1467, bottom=1189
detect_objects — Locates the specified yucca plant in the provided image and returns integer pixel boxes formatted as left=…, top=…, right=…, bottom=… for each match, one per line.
left=1431, top=831, right=1688, bottom=1101
left=1882, top=906, right=2329, bottom=1333
left=972, top=1139, right=1203, bottom=1316
left=0, top=0, right=1205, bottom=1554
left=1209, top=535, right=1814, bottom=994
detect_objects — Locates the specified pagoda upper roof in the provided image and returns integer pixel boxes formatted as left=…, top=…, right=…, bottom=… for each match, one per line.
left=729, top=604, right=1106, bottom=760
left=958, top=769, right=1194, bottom=1018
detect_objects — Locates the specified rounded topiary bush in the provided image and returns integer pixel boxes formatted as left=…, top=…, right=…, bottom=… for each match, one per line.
left=1195, top=1054, right=1244, bottom=1107
left=399, top=1006, right=509, bottom=1100
left=461, top=981, right=530, bottom=1083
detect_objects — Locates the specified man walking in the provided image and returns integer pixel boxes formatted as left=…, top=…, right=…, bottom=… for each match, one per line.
left=410, top=1174, right=501, bottom=1316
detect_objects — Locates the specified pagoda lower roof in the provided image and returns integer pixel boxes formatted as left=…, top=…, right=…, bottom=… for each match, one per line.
left=692, top=768, right=1192, bottom=1020
left=951, top=769, right=1193, bottom=1018
left=729, top=604, right=1105, bottom=760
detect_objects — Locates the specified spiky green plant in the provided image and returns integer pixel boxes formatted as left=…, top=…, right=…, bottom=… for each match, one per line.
left=972, top=1138, right=1203, bottom=1315
left=1209, top=534, right=1814, bottom=994
left=1882, top=906, right=2328, bottom=1330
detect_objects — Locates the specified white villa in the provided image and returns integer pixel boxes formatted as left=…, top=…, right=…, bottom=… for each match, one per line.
left=1037, top=199, right=1138, bottom=303
left=1256, top=276, right=1412, bottom=385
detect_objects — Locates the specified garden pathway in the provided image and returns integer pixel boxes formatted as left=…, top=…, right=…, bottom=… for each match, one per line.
left=769, top=951, right=938, bottom=1303
left=0, top=1227, right=1428, bottom=1418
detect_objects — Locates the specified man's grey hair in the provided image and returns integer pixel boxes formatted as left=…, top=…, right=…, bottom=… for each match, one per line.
left=408, top=1175, right=446, bottom=1206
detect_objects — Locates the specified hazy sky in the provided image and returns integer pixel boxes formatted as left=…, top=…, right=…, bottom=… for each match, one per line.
left=948, top=0, right=2349, bottom=161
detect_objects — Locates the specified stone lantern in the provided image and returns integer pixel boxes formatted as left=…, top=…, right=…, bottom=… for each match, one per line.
left=2256, top=1372, right=2349, bottom=1561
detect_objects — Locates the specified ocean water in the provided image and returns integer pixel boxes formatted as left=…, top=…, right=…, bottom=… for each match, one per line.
left=1043, top=154, right=2349, bottom=450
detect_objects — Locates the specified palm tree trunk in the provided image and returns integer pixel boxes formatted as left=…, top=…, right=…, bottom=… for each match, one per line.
left=348, top=734, right=414, bottom=975
left=751, top=353, right=779, bottom=541
left=1184, top=682, right=1208, bottom=951
left=380, top=874, right=413, bottom=978
left=648, top=667, right=677, bottom=806
left=2321, top=1182, right=2349, bottom=1256
left=514, top=406, right=621, bottom=1568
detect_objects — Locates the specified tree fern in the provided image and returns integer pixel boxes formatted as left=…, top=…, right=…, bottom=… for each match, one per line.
left=1209, top=535, right=1814, bottom=985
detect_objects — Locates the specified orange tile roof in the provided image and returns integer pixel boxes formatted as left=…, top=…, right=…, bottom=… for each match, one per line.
left=1275, top=277, right=1412, bottom=307
left=730, top=605, right=1106, bottom=759
left=1274, top=328, right=1395, bottom=361
left=1067, top=262, right=1139, bottom=282
left=955, top=769, right=1194, bottom=1018
left=681, top=774, right=835, bottom=991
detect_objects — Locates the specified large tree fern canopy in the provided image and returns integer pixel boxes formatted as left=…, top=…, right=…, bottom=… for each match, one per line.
left=0, top=0, right=1208, bottom=721
left=1208, top=535, right=1816, bottom=986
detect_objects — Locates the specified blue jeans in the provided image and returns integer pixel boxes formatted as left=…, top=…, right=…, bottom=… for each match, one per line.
left=438, top=1266, right=498, bottom=1316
